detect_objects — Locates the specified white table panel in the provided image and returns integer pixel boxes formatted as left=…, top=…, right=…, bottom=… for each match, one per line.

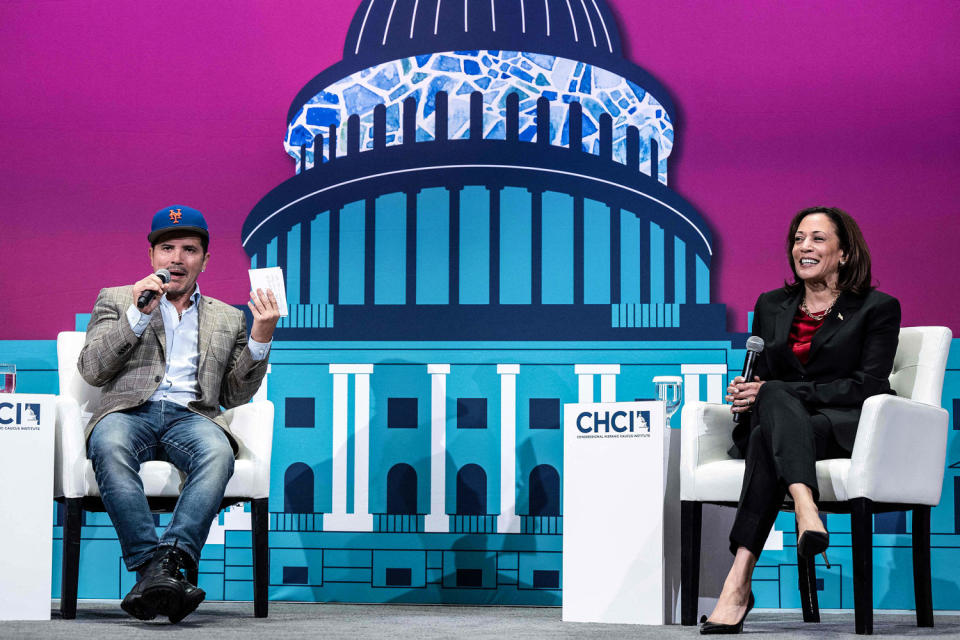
left=0, top=393, right=56, bottom=621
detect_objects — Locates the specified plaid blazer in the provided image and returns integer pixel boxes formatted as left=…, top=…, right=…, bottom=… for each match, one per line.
left=78, top=285, right=269, bottom=448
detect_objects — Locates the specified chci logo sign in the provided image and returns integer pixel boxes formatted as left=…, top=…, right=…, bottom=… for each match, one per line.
left=0, top=402, right=41, bottom=429
left=575, top=409, right=651, bottom=439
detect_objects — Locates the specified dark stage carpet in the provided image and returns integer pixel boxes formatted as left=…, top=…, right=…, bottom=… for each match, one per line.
left=2, top=602, right=958, bottom=639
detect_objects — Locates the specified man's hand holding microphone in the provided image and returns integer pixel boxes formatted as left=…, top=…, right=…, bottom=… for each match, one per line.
left=132, top=269, right=171, bottom=315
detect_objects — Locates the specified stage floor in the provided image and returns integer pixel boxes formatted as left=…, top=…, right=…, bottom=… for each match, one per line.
left=1, top=602, right=956, bottom=638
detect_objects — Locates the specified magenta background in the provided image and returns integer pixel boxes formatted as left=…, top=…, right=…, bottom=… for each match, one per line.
left=2, top=1, right=958, bottom=339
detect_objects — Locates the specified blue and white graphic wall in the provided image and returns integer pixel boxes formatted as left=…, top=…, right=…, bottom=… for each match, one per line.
left=239, top=0, right=721, bottom=605
left=9, top=0, right=958, bottom=610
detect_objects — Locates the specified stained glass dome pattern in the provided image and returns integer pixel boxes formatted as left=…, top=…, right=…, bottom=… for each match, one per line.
left=285, top=50, right=673, bottom=183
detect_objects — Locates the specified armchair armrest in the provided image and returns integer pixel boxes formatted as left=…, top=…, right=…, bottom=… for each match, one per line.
left=680, top=401, right=737, bottom=499
left=55, top=395, right=91, bottom=499
left=846, top=394, right=949, bottom=504
left=223, top=400, right=274, bottom=499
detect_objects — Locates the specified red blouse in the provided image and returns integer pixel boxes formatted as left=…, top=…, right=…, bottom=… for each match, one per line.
left=789, top=309, right=824, bottom=364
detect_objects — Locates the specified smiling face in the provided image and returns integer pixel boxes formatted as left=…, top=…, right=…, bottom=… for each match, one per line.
left=791, top=213, right=846, bottom=288
left=148, top=234, right=210, bottom=301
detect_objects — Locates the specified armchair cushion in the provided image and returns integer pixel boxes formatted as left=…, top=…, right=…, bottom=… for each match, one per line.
left=679, top=396, right=948, bottom=507
left=55, top=331, right=274, bottom=502
left=680, top=326, right=951, bottom=509
left=680, top=402, right=738, bottom=501
left=55, top=400, right=273, bottom=501
left=223, top=401, right=274, bottom=500
left=846, top=394, right=948, bottom=505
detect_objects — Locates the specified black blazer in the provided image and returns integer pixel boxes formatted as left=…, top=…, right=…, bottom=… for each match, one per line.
left=731, top=287, right=901, bottom=457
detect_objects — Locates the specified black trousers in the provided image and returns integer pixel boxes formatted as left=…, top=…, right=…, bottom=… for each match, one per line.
left=729, top=380, right=850, bottom=557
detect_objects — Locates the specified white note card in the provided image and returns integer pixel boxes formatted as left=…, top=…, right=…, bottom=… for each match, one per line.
left=248, top=267, right=289, bottom=317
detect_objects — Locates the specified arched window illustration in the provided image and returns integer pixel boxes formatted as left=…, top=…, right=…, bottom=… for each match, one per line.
left=529, top=464, right=560, bottom=516
left=456, top=464, right=487, bottom=515
left=386, top=463, right=418, bottom=514
left=284, top=462, right=314, bottom=513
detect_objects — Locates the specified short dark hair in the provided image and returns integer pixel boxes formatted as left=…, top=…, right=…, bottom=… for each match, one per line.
left=151, top=230, right=209, bottom=253
left=785, top=206, right=872, bottom=294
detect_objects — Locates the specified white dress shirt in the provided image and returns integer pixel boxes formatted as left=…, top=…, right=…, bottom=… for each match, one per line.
left=125, top=286, right=270, bottom=407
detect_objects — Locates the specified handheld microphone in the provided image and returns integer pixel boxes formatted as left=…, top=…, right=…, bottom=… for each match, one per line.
left=732, top=335, right=765, bottom=424
left=136, top=269, right=171, bottom=309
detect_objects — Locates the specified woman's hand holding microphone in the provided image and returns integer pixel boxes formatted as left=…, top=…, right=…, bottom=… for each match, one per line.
left=727, top=376, right=765, bottom=414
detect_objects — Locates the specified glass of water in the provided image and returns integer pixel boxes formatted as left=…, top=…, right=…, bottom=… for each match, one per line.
left=653, top=375, right=683, bottom=427
left=0, top=363, right=15, bottom=394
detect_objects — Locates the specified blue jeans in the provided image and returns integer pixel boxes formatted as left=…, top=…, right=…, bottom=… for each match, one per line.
left=87, top=401, right=234, bottom=571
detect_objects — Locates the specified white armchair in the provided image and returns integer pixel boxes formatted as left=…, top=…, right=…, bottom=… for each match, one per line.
left=54, top=331, right=274, bottom=619
left=679, top=326, right=952, bottom=635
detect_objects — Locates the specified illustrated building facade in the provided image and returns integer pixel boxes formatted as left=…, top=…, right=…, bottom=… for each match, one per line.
left=239, top=0, right=736, bottom=603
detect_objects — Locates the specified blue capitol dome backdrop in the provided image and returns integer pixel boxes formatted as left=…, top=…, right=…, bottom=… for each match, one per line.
left=235, top=0, right=740, bottom=609
left=244, top=0, right=721, bottom=339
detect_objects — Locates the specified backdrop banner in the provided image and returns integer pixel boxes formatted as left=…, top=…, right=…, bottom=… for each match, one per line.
left=0, top=0, right=958, bottom=613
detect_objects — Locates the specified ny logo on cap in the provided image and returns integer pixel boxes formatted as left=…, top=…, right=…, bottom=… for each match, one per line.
left=169, top=208, right=183, bottom=223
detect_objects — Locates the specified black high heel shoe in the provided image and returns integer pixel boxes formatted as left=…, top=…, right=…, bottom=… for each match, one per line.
left=700, top=592, right=754, bottom=635
left=797, top=530, right=830, bottom=560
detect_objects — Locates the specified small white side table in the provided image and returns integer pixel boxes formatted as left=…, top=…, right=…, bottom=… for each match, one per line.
left=0, top=393, right=56, bottom=621
left=562, top=400, right=666, bottom=625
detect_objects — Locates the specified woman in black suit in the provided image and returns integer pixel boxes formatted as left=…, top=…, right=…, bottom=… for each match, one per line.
left=700, top=206, right=900, bottom=634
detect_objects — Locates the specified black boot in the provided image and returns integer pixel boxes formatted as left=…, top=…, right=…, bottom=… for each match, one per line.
left=169, top=551, right=206, bottom=624
left=120, top=563, right=161, bottom=621
left=121, top=545, right=189, bottom=622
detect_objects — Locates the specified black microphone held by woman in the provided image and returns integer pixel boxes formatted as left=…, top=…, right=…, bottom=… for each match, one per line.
left=731, top=336, right=764, bottom=425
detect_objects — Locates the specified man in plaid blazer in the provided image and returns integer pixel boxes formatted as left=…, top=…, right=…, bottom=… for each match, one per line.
left=78, top=205, right=279, bottom=623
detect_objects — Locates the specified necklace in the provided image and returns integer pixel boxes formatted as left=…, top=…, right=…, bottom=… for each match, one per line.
left=800, top=291, right=840, bottom=321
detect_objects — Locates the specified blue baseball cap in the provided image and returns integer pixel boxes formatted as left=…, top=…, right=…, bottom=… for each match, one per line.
left=148, top=205, right=209, bottom=245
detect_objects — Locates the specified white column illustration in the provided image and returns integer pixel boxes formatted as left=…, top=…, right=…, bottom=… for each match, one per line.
left=680, top=364, right=727, bottom=403
left=706, top=372, right=724, bottom=403
left=352, top=369, right=373, bottom=528
left=324, top=363, right=374, bottom=532
left=497, top=364, right=521, bottom=534
left=574, top=364, right=621, bottom=402
left=425, top=364, right=450, bottom=532
left=600, top=371, right=618, bottom=402
left=577, top=370, right=594, bottom=403
left=328, top=369, right=349, bottom=521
